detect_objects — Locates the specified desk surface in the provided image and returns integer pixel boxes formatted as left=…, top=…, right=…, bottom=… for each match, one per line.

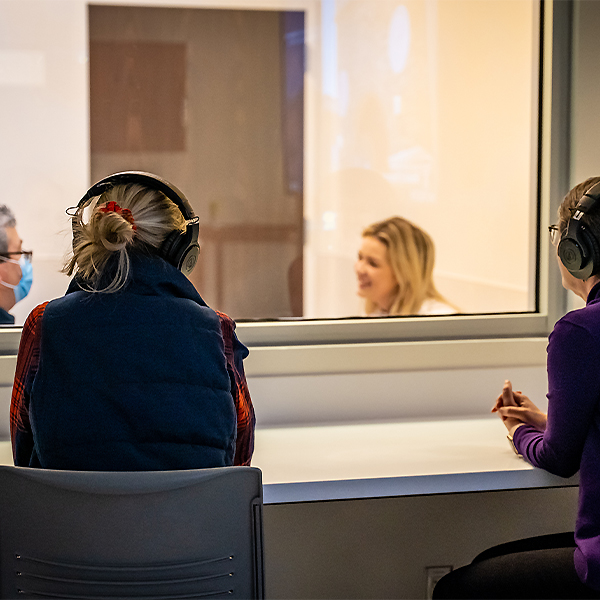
left=0, top=417, right=579, bottom=505
left=252, top=417, right=579, bottom=504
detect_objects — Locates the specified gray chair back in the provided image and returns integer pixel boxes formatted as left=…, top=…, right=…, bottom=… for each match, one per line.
left=0, top=465, right=264, bottom=599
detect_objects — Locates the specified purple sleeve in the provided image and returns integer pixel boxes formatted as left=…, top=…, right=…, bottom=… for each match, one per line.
left=513, top=317, right=600, bottom=478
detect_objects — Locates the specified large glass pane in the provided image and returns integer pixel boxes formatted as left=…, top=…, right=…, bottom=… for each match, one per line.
left=89, top=5, right=304, bottom=320
left=1, top=0, right=540, bottom=327
left=307, top=0, right=539, bottom=318
left=90, top=0, right=540, bottom=321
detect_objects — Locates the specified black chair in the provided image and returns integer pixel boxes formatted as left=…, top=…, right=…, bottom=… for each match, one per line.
left=0, top=465, right=264, bottom=599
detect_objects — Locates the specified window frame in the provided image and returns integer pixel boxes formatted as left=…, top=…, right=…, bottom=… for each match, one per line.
left=0, top=1, right=570, bottom=378
left=236, top=0, right=570, bottom=348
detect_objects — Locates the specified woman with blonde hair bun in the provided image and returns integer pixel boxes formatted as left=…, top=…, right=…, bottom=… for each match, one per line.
left=64, top=181, right=187, bottom=292
left=355, top=215, right=458, bottom=316
left=10, top=172, right=254, bottom=471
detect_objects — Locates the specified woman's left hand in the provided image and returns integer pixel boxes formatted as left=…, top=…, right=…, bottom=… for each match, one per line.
left=492, top=380, right=547, bottom=433
left=492, top=380, right=522, bottom=433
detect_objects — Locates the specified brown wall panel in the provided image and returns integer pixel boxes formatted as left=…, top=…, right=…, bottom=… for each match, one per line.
left=90, top=41, right=186, bottom=152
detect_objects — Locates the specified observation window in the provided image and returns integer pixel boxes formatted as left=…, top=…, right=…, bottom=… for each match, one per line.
left=1, top=0, right=567, bottom=350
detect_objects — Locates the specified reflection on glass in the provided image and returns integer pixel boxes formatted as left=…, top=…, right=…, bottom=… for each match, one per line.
left=308, top=0, right=539, bottom=318
left=355, top=216, right=458, bottom=317
left=89, top=0, right=539, bottom=320
left=89, top=5, right=304, bottom=320
left=1, top=0, right=540, bottom=325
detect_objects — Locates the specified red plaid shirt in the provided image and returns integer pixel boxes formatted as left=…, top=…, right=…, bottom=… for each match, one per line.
left=10, top=303, right=255, bottom=467
left=214, top=310, right=255, bottom=466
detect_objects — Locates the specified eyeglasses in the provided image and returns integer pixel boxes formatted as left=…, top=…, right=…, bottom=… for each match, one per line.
left=0, top=250, right=33, bottom=263
left=548, top=225, right=560, bottom=246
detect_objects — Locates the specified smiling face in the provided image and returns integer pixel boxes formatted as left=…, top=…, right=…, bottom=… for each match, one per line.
left=354, top=235, right=398, bottom=313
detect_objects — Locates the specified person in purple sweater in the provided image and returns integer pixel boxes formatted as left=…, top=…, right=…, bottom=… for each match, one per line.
left=434, top=177, right=600, bottom=599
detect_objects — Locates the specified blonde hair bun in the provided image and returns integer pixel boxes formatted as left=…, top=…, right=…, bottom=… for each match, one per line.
left=95, top=211, right=136, bottom=252
left=64, top=183, right=186, bottom=293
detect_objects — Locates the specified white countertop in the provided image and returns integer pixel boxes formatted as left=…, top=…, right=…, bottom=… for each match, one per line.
left=252, top=417, right=579, bottom=503
left=0, top=417, right=579, bottom=505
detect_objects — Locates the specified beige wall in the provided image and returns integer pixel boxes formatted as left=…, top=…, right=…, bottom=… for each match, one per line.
left=0, top=0, right=88, bottom=326
left=306, top=0, right=538, bottom=317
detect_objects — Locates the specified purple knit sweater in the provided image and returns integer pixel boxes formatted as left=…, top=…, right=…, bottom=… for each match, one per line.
left=514, top=281, right=600, bottom=590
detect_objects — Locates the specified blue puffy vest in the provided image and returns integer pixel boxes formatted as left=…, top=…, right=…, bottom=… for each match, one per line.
left=28, top=254, right=237, bottom=470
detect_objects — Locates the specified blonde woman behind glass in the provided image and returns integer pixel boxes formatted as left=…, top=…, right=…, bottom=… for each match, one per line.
left=355, top=216, right=458, bottom=316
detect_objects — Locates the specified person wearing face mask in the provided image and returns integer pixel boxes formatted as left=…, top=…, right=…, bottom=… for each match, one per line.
left=0, top=205, right=33, bottom=325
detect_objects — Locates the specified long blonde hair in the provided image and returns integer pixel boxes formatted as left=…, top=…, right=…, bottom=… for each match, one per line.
left=362, top=216, right=454, bottom=316
left=64, top=183, right=186, bottom=292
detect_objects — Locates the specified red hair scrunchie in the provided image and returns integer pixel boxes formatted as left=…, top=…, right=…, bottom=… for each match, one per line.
left=99, top=201, right=137, bottom=231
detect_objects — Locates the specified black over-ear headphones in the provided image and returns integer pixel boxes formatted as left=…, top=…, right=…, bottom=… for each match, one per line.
left=558, top=181, right=600, bottom=280
left=75, top=171, right=200, bottom=277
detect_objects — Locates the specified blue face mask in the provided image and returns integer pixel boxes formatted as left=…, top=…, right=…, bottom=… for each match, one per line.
left=0, top=255, right=33, bottom=303
left=14, top=256, right=33, bottom=302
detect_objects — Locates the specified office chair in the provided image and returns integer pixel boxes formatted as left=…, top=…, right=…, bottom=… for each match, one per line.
left=0, top=465, right=264, bottom=599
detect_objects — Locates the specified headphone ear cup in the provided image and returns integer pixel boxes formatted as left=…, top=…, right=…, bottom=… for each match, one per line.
left=160, top=230, right=181, bottom=267
left=585, top=225, right=600, bottom=277
left=160, top=223, right=200, bottom=276
left=558, top=220, right=600, bottom=279
left=179, top=243, right=200, bottom=277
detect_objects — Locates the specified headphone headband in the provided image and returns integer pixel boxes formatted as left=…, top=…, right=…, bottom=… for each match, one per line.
left=75, top=171, right=200, bottom=276
left=575, top=181, right=600, bottom=216
left=78, top=171, right=196, bottom=220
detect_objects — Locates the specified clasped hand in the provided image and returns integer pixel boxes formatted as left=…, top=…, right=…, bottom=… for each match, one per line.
left=491, top=380, right=547, bottom=434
